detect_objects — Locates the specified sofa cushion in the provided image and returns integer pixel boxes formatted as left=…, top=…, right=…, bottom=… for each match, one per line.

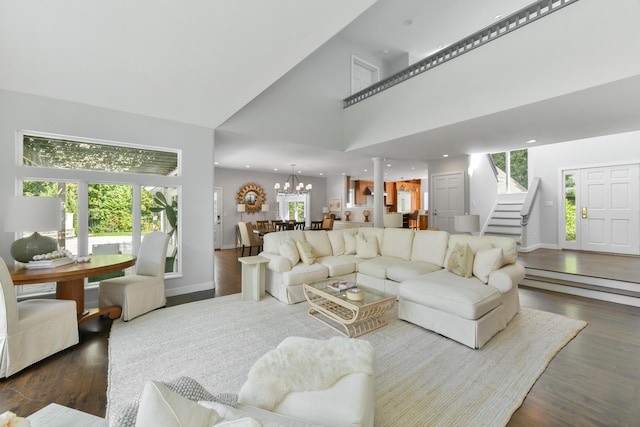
left=411, top=230, right=449, bottom=266
left=282, top=263, right=328, bottom=286
left=303, top=230, right=333, bottom=257
left=327, top=230, right=346, bottom=256
left=386, top=261, right=442, bottom=283
left=258, top=252, right=293, bottom=273
left=263, top=230, right=305, bottom=255
left=356, top=234, right=378, bottom=258
left=358, top=256, right=406, bottom=279
left=399, top=270, right=501, bottom=320
left=444, top=235, right=492, bottom=268
left=316, top=256, right=357, bottom=277
left=473, top=247, right=504, bottom=283
left=357, top=227, right=384, bottom=250
left=296, top=240, right=316, bottom=265
left=279, top=239, right=300, bottom=266
left=344, top=232, right=356, bottom=255
left=447, top=243, right=475, bottom=278
left=381, top=228, right=414, bottom=261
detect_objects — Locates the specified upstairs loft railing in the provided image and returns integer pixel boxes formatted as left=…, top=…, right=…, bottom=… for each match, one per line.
left=343, top=0, right=580, bottom=108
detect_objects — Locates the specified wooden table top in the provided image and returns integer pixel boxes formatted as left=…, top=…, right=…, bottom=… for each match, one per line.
left=8, top=254, right=136, bottom=285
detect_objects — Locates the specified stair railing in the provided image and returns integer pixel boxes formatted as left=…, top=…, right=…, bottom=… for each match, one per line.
left=343, top=0, right=580, bottom=108
left=521, top=177, right=540, bottom=226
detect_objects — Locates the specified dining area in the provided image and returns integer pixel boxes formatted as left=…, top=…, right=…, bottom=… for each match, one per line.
left=236, top=217, right=334, bottom=257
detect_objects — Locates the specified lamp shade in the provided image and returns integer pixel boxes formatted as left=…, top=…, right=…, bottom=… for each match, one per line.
left=322, top=207, right=329, bottom=214
left=4, top=195, right=62, bottom=262
left=237, top=204, right=246, bottom=213
left=454, top=215, right=480, bottom=233
left=4, top=195, right=62, bottom=232
left=261, top=204, right=270, bottom=212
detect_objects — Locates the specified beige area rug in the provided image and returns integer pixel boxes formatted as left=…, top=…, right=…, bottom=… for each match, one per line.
left=108, top=294, right=586, bottom=426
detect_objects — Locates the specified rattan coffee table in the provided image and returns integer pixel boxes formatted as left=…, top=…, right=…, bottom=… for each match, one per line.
left=303, top=281, right=396, bottom=337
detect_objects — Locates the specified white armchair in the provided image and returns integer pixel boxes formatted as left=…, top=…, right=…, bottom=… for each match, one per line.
left=0, top=257, right=79, bottom=378
left=98, top=232, right=170, bottom=322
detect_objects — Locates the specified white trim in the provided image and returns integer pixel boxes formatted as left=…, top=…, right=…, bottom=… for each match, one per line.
left=521, top=280, right=640, bottom=308
left=166, top=280, right=215, bottom=297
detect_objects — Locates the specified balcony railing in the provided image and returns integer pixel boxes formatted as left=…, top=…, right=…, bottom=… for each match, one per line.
left=343, top=0, right=580, bottom=108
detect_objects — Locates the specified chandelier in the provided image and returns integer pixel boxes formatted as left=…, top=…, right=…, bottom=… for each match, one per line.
left=274, top=164, right=312, bottom=195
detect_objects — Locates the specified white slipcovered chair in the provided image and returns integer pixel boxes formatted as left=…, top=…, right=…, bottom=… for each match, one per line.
left=0, top=257, right=79, bottom=378
left=98, top=231, right=170, bottom=322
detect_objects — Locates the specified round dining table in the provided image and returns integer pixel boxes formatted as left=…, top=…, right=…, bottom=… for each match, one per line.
left=8, top=254, right=136, bottom=324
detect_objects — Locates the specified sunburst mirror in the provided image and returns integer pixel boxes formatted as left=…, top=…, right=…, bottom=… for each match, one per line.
left=236, top=182, right=266, bottom=214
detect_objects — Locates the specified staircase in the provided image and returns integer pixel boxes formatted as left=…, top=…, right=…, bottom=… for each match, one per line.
left=482, top=177, right=540, bottom=247
left=484, top=195, right=526, bottom=244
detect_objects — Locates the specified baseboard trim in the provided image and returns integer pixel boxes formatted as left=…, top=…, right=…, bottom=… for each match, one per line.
left=166, top=281, right=214, bottom=297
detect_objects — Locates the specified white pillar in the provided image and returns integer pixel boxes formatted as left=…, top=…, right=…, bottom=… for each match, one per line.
left=373, top=157, right=384, bottom=228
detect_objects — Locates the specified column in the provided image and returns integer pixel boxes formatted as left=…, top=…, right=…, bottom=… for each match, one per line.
left=373, top=157, right=384, bottom=228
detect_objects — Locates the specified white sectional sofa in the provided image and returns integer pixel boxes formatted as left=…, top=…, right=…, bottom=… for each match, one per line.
left=259, top=227, right=525, bottom=349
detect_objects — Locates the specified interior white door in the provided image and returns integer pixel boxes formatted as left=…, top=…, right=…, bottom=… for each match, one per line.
left=351, top=56, right=379, bottom=94
left=431, top=172, right=464, bottom=233
left=214, top=187, right=222, bottom=250
left=579, top=164, right=639, bottom=254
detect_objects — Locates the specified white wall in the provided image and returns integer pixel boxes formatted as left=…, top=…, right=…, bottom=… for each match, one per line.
left=214, top=167, right=327, bottom=249
left=469, top=154, right=499, bottom=231
left=528, top=131, right=640, bottom=248
left=344, top=0, right=640, bottom=150
left=0, top=90, right=215, bottom=297
left=218, top=35, right=388, bottom=150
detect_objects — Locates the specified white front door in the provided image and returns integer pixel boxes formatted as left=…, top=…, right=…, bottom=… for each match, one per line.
left=214, top=187, right=222, bottom=250
left=431, top=172, right=464, bottom=233
left=580, top=164, right=639, bottom=254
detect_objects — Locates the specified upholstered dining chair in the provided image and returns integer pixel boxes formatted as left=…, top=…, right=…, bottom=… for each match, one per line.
left=321, top=217, right=334, bottom=230
left=238, top=221, right=263, bottom=256
left=0, top=257, right=79, bottom=378
left=98, top=231, right=170, bottom=322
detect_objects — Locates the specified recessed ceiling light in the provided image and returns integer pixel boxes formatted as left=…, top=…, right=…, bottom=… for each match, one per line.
left=319, top=172, right=323, bottom=176
left=214, top=162, right=219, bottom=165
left=411, top=167, right=415, bottom=170
left=342, top=172, right=346, bottom=175
left=494, top=14, right=503, bottom=20
left=526, top=139, right=537, bottom=144
left=443, top=154, right=449, bottom=158
left=403, top=19, right=413, bottom=26
left=245, top=165, right=250, bottom=168
left=386, top=163, right=392, bottom=167
left=273, top=168, right=278, bottom=171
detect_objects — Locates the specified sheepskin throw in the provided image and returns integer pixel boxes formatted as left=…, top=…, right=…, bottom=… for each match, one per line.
left=244, top=336, right=374, bottom=410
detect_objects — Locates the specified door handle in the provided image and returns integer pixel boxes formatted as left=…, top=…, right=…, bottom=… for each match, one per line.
left=581, top=207, right=587, bottom=219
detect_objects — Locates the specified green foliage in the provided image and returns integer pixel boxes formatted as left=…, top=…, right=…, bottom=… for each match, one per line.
left=491, top=149, right=528, bottom=190
left=88, top=184, right=133, bottom=233
left=150, top=191, right=178, bottom=236
left=565, top=198, right=576, bottom=241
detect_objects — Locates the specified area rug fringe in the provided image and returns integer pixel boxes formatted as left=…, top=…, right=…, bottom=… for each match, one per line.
left=107, top=294, right=586, bottom=426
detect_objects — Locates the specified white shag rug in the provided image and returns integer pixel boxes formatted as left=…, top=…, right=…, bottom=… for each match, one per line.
left=108, top=294, right=586, bottom=426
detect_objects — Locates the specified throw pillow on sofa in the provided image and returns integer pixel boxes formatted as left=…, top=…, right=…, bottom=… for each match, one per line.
left=473, top=247, right=504, bottom=283
left=355, top=234, right=378, bottom=258
left=296, top=240, right=316, bottom=265
left=447, top=243, right=474, bottom=278
left=279, top=239, right=300, bottom=266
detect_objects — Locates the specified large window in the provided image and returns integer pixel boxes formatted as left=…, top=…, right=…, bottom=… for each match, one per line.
left=15, top=132, right=181, bottom=296
left=491, top=149, right=528, bottom=193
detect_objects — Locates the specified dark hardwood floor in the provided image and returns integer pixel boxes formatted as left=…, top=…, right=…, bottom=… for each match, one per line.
left=2, top=248, right=639, bottom=426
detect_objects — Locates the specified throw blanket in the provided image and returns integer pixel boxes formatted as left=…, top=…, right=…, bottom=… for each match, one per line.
left=244, top=336, right=375, bottom=410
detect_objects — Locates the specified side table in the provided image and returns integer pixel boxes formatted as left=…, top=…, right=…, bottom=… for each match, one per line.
left=238, top=255, right=268, bottom=301
left=27, top=403, right=106, bottom=427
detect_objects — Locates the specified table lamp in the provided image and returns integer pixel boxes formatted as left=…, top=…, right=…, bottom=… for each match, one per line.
left=261, top=203, right=269, bottom=220
left=454, top=215, right=480, bottom=235
left=4, top=195, right=62, bottom=262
